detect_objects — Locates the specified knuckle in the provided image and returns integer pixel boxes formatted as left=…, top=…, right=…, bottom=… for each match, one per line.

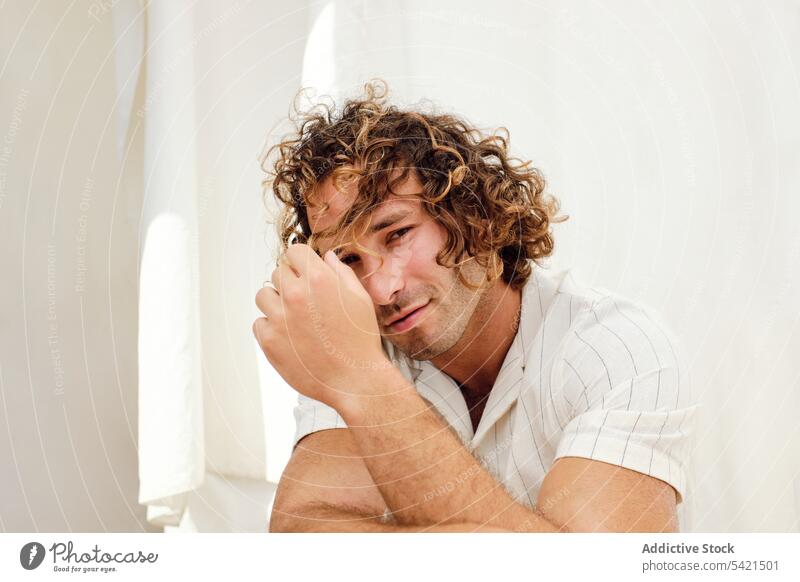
left=307, top=270, right=325, bottom=287
left=282, top=287, right=302, bottom=304
left=255, top=287, right=269, bottom=306
left=269, top=311, right=284, bottom=327
left=252, top=319, right=267, bottom=340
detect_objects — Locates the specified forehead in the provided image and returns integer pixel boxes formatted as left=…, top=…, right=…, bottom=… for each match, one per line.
left=308, top=172, right=423, bottom=251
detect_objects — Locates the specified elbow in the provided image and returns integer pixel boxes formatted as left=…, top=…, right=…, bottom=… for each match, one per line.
left=268, top=514, right=289, bottom=533
left=268, top=504, right=304, bottom=532
left=269, top=513, right=303, bottom=533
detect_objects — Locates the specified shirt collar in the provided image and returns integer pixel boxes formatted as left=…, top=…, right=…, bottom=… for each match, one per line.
left=380, top=263, right=548, bottom=448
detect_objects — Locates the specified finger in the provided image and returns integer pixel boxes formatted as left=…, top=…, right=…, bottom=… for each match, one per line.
left=323, top=249, right=360, bottom=286
left=284, top=243, right=323, bottom=278
left=255, top=284, right=280, bottom=316
left=277, top=251, right=300, bottom=278
left=252, top=316, right=268, bottom=337
left=270, top=263, right=283, bottom=294
left=274, top=255, right=305, bottom=300
left=252, top=317, right=271, bottom=346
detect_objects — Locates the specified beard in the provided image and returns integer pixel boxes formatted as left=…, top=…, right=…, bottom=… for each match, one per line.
left=386, top=259, right=491, bottom=361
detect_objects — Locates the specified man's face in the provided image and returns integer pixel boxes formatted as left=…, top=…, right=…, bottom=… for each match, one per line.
left=309, top=170, right=491, bottom=361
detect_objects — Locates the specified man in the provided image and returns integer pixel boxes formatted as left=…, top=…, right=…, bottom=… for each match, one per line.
left=255, top=82, right=696, bottom=532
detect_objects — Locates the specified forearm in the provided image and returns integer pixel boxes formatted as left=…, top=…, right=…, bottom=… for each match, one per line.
left=269, top=502, right=510, bottom=532
left=337, top=367, right=564, bottom=532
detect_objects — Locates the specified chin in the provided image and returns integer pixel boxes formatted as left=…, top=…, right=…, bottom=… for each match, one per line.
left=389, top=310, right=460, bottom=361
left=405, top=346, right=436, bottom=361
left=389, top=336, right=429, bottom=361
left=403, top=334, right=452, bottom=361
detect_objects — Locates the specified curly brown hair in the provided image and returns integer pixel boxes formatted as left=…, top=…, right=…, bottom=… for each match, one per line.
left=261, top=80, right=566, bottom=291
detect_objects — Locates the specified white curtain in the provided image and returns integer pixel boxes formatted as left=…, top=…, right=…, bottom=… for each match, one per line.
left=127, top=0, right=800, bottom=532
left=128, top=0, right=308, bottom=531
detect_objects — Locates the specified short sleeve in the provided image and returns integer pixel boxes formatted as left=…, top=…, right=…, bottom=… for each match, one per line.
left=552, top=295, right=697, bottom=504
left=292, top=393, right=347, bottom=449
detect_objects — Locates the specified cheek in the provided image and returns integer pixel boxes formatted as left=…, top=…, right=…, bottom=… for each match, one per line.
left=391, top=224, right=450, bottom=293
left=404, top=224, right=445, bottom=271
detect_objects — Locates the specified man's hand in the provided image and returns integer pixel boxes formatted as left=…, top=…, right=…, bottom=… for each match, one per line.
left=253, top=244, right=390, bottom=409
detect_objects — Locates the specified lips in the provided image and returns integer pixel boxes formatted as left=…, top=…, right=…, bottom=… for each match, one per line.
left=386, top=304, right=426, bottom=326
left=386, top=302, right=430, bottom=332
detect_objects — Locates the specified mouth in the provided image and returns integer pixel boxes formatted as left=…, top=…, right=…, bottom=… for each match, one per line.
left=386, top=302, right=430, bottom=333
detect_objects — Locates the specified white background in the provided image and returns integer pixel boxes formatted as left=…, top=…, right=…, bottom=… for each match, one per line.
left=0, top=0, right=798, bottom=532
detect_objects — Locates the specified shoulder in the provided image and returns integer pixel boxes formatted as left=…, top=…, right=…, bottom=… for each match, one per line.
left=539, top=269, right=689, bottom=411
left=545, top=270, right=681, bottom=374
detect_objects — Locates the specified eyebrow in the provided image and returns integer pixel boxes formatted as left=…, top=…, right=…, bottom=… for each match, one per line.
left=324, top=209, right=414, bottom=256
left=367, top=209, right=414, bottom=235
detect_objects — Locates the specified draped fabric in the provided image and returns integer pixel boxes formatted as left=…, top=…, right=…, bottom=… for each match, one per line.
left=123, top=0, right=799, bottom=532
left=129, top=0, right=305, bottom=531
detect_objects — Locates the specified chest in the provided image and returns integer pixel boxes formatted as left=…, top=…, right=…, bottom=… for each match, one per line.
left=463, top=391, right=491, bottom=434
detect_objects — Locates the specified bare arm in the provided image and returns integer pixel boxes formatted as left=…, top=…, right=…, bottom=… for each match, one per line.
left=337, top=370, right=561, bottom=532
left=338, top=366, right=677, bottom=532
left=536, top=456, right=678, bottom=533
left=268, top=428, right=509, bottom=532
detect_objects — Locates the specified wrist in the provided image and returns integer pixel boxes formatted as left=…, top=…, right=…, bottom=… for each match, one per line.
left=334, top=360, right=418, bottom=425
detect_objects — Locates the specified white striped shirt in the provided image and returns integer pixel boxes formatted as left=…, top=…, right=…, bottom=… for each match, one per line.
left=292, top=264, right=697, bottom=527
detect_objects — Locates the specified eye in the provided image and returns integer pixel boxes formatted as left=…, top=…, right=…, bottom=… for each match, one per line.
left=339, top=227, right=413, bottom=266
left=388, top=226, right=412, bottom=242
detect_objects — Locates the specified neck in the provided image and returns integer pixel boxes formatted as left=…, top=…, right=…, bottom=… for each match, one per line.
left=431, top=278, right=521, bottom=401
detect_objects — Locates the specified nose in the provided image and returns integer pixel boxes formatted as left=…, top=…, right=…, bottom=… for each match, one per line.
left=359, top=251, right=405, bottom=307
